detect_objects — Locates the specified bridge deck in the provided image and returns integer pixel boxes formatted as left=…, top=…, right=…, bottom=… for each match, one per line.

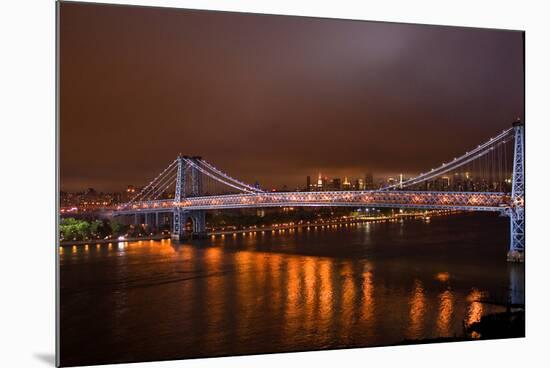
left=114, top=190, right=511, bottom=214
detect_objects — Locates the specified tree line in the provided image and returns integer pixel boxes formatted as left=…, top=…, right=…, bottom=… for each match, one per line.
left=59, top=218, right=160, bottom=241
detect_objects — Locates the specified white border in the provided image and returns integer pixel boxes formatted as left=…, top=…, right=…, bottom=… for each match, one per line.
left=1, top=1, right=549, bottom=367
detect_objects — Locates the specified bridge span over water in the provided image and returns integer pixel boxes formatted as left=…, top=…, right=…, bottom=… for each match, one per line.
left=113, top=121, right=525, bottom=261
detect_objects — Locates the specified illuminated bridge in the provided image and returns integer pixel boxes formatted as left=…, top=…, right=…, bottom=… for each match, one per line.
left=113, top=121, right=525, bottom=261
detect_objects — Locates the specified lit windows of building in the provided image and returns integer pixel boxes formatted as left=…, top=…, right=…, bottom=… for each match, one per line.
left=342, top=177, right=351, bottom=190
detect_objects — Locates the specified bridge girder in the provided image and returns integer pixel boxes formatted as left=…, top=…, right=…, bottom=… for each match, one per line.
left=115, top=190, right=511, bottom=213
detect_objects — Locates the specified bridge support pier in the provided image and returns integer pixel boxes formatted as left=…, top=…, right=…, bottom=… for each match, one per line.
left=507, top=207, right=525, bottom=262
left=509, top=263, right=525, bottom=305
left=192, top=210, right=207, bottom=239
left=172, top=208, right=184, bottom=240
left=171, top=208, right=207, bottom=240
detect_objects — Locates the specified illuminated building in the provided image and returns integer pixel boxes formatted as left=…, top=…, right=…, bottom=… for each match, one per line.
left=343, top=177, right=351, bottom=190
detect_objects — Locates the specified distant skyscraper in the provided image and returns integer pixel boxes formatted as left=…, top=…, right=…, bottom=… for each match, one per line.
left=317, top=173, right=323, bottom=190
left=322, top=176, right=330, bottom=190
left=306, top=176, right=311, bottom=191
left=123, top=185, right=136, bottom=201
left=343, top=177, right=351, bottom=190
left=365, top=173, right=374, bottom=189
left=332, top=178, right=341, bottom=191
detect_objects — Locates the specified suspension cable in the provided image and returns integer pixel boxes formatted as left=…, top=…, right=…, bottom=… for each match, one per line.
left=382, top=128, right=513, bottom=190
left=183, top=158, right=257, bottom=194
left=199, top=159, right=263, bottom=192
left=123, top=159, right=178, bottom=207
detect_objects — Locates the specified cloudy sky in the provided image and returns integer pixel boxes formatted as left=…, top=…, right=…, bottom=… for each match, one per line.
left=60, top=2, right=524, bottom=191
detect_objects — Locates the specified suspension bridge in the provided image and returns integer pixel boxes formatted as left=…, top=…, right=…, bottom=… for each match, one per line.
left=113, top=121, right=525, bottom=262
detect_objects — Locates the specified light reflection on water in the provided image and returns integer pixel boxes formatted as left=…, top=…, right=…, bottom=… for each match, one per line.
left=60, top=214, right=523, bottom=366
left=407, top=280, right=425, bottom=339
left=437, top=289, right=454, bottom=337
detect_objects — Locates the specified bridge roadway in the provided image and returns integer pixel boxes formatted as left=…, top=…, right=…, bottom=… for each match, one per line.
left=114, top=190, right=512, bottom=214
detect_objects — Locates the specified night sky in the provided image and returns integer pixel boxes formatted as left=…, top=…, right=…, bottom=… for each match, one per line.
left=60, top=2, right=524, bottom=192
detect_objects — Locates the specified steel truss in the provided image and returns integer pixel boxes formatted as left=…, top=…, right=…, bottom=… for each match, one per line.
left=507, top=121, right=525, bottom=261
left=118, top=190, right=509, bottom=213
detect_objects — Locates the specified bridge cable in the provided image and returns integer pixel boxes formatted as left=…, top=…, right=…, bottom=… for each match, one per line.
left=198, top=159, right=264, bottom=193
left=183, top=158, right=257, bottom=194
left=123, top=159, right=178, bottom=207
left=134, top=163, right=178, bottom=202
left=381, top=128, right=513, bottom=191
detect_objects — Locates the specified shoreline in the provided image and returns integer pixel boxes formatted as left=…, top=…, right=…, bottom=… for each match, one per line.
left=59, top=210, right=456, bottom=247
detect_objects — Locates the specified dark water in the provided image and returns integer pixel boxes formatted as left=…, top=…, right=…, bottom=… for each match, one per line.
left=59, top=213, right=524, bottom=366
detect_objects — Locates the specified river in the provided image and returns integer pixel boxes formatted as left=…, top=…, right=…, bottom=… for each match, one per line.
left=59, top=213, right=524, bottom=366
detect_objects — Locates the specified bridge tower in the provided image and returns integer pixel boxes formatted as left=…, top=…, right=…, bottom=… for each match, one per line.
left=172, top=155, right=186, bottom=240
left=190, top=156, right=203, bottom=196
left=507, top=120, right=525, bottom=262
left=171, top=155, right=207, bottom=240
left=188, top=156, right=206, bottom=238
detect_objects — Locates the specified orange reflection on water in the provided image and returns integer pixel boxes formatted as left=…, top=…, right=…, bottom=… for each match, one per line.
left=340, top=262, right=356, bottom=342
left=303, top=257, right=316, bottom=305
left=179, top=244, right=196, bottom=265
left=435, top=272, right=450, bottom=282
left=267, top=253, right=283, bottom=312
left=407, top=280, right=426, bottom=339
left=177, top=245, right=195, bottom=314
left=361, top=265, right=375, bottom=329
left=205, top=246, right=222, bottom=270
left=255, top=252, right=268, bottom=287
left=286, top=258, right=301, bottom=315
left=283, top=257, right=303, bottom=341
left=303, top=257, right=318, bottom=332
left=318, top=260, right=333, bottom=327
left=204, top=247, right=224, bottom=350
left=436, top=289, right=454, bottom=336
left=235, top=251, right=254, bottom=338
left=466, top=289, right=484, bottom=327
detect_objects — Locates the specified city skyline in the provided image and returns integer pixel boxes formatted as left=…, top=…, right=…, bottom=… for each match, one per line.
left=60, top=2, right=523, bottom=192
